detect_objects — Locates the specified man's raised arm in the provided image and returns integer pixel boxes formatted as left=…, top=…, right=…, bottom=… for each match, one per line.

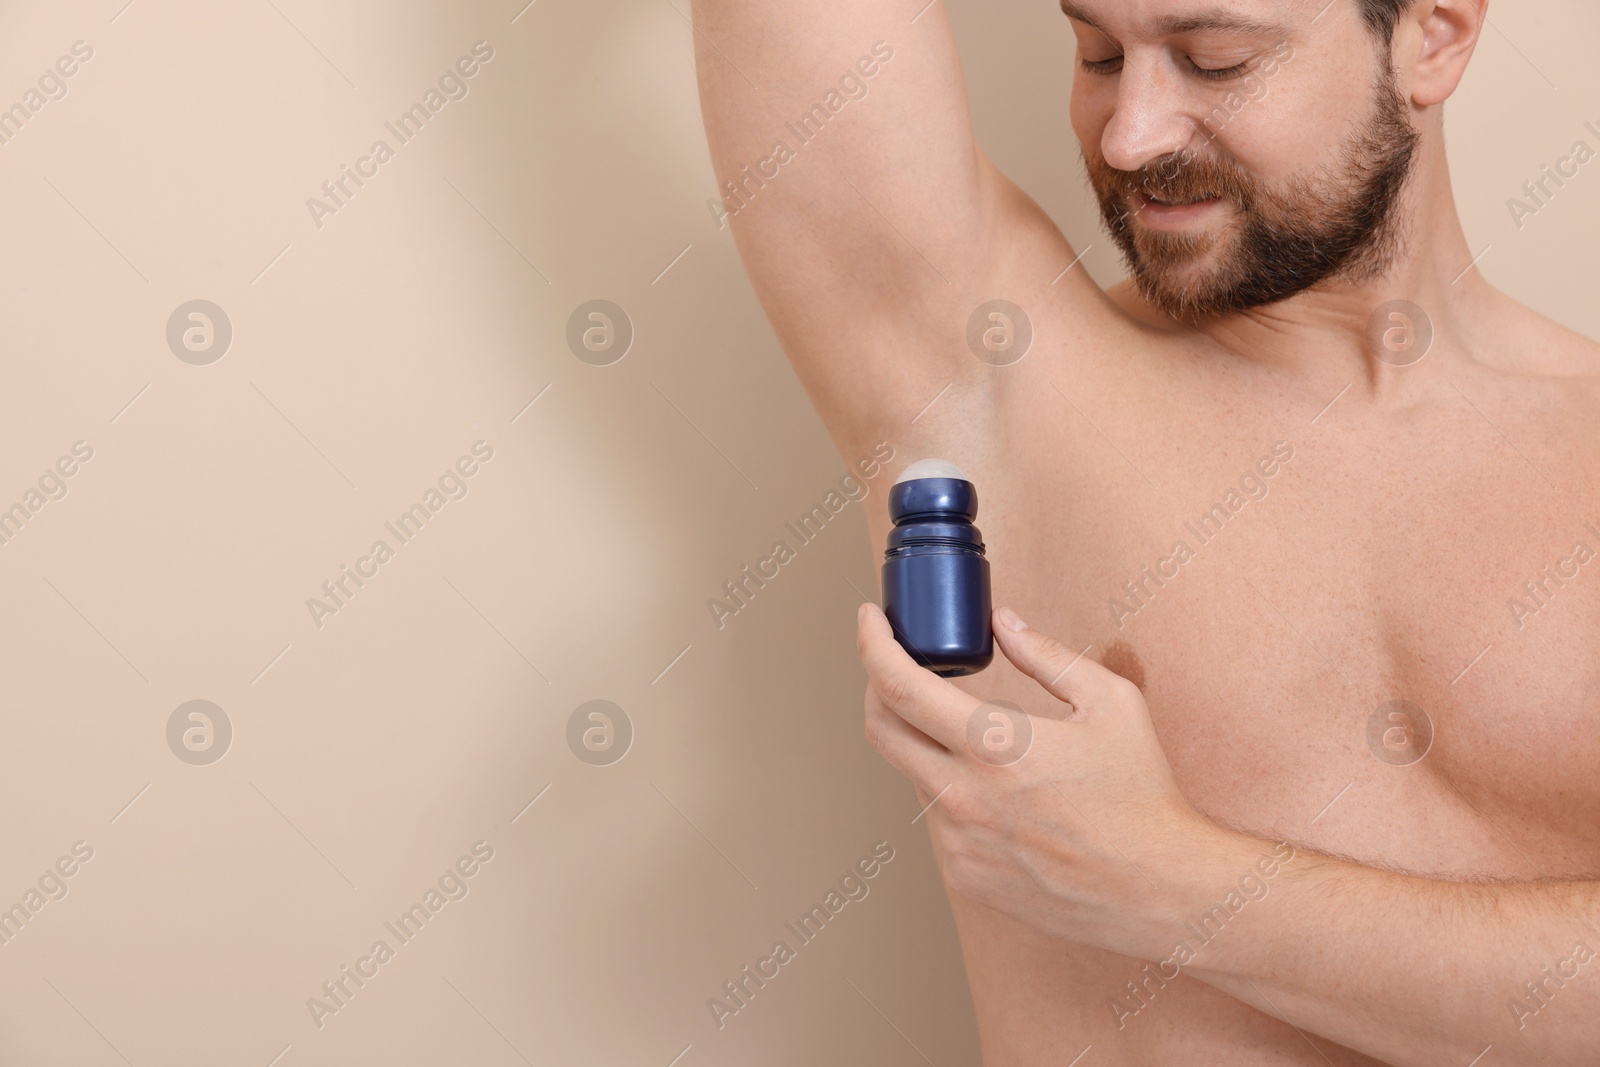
left=690, top=0, right=1086, bottom=437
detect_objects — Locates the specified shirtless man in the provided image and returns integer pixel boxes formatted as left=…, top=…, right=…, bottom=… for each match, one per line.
left=692, top=0, right=1600, bottom=1062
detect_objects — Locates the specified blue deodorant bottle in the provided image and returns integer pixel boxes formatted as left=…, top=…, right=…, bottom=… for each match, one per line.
left=881, top=459, right=993, bottom=676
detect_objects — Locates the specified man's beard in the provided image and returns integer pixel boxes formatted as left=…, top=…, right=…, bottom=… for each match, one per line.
left=1083, top=65, right=1421, bottom=323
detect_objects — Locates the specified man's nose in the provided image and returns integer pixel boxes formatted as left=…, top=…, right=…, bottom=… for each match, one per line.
left=1098, top=61, right=1203, bottom=174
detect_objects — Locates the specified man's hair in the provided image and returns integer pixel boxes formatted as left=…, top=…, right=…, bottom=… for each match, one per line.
left=1357, top=0, right=1418, bottom=45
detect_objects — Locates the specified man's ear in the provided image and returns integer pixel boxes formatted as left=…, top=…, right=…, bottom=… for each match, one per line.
left=1401, top=0, right=1487, bottom=107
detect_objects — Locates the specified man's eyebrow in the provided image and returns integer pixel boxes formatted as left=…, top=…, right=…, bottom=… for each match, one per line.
left=1058, top=0, right=1111, bottom=32
left=1156, top=9, right=1290, bottom=35
left=1060, top=1, right=1289, bottom=38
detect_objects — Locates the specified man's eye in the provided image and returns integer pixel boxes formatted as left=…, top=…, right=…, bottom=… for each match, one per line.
left=1079, top=55, right=1252, bottom=80
left=1188, top=58, right=1251, bottom=81
left=1080, top=56, right=1123, bottom=74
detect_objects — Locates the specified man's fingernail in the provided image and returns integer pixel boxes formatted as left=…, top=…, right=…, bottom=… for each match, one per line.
left=997, top=606, right=1027, bottom=632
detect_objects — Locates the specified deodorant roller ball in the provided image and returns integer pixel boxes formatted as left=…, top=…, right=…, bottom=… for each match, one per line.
left=880, top=459, right=993, bottom=676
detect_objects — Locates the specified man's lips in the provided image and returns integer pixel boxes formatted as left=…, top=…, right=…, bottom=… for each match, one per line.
left=1126, top=191, right=1224, bottom=227
left=1132, top=191, right=1220, bottom=208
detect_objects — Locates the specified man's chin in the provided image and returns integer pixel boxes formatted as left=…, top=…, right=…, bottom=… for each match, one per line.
left=1133, top=247, right=1230, bottom=290
left=1129, top=262, right=1243, bottom=322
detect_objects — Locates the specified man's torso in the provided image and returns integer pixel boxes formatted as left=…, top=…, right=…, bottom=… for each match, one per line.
left=855, top=279, right=1600, bottom=1065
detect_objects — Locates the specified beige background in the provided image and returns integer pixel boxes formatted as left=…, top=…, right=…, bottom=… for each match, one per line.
left=0, top=1, right=1594, bottom=1064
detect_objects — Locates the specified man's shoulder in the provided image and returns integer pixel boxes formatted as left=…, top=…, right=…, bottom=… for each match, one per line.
left=1472, top=286, right=1600, bottom=387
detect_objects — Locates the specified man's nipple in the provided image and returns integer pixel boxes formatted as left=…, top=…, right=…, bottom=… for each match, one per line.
left=1099, top=638, right=1146, bottom=691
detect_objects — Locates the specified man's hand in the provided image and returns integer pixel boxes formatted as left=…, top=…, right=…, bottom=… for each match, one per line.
left=856, top=600, right=1227, bottom=958
left=859, top=601, right=1600, bottom=1065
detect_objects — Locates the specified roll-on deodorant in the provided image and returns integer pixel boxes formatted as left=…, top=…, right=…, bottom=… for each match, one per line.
left=881, top=459, right=993, bottom=676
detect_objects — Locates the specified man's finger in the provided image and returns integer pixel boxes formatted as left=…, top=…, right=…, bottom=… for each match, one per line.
left=856, top=601, right=969, bottom=750
left=990, top=606, right=1130, bottom=710
left=864, top=697, right=952, bottom=794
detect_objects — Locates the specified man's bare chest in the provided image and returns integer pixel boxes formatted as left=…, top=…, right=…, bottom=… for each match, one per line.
left=890, top=362, right=1600, bottom=880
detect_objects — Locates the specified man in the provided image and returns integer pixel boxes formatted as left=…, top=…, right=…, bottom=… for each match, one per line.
left=693, top=0, right=1600, bottom=1062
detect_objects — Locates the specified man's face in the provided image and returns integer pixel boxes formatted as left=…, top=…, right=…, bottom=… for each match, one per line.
left=1066, top=0, right=1421, bottom=322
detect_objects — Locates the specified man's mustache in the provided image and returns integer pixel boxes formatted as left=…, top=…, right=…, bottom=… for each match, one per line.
left=1091, top=154, right=1255, bottom=207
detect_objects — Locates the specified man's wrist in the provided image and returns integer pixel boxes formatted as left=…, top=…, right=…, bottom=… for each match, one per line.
left=1139, top=817, right=1310, bottom=974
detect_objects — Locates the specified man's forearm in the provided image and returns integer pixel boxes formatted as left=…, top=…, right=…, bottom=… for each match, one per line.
left=1159, top=826, right=1600, bottom=1067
